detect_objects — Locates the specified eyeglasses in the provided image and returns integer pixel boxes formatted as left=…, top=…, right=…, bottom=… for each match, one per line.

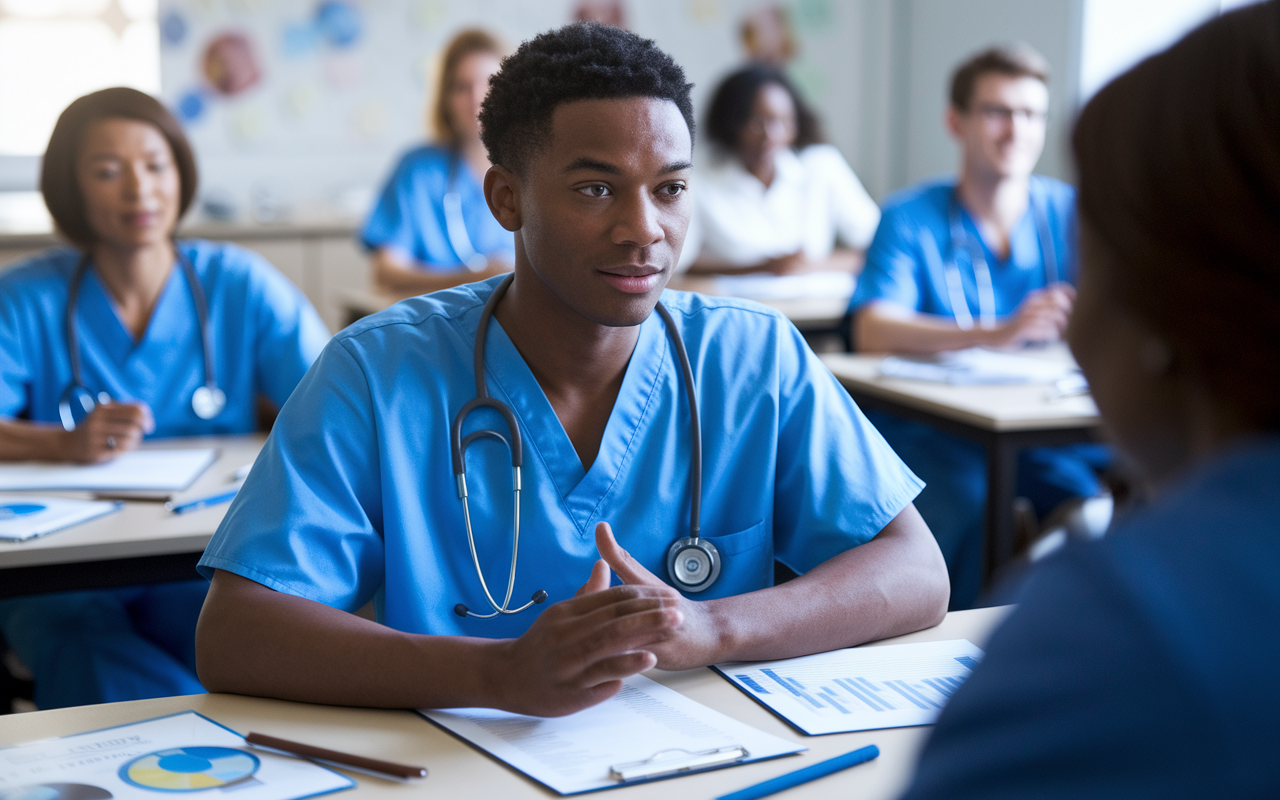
left=972, top=104, right=1048, bottom=125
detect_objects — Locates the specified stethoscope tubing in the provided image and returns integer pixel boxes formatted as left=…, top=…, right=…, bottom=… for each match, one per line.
left=61, top=241, right=221, bottom=429
left=944, top=185, right=1059, bottom=329
left=443, top=153, right=487, bottom=272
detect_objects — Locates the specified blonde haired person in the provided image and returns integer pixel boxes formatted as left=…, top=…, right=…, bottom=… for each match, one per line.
left=361, top=29, right=513, bottom=294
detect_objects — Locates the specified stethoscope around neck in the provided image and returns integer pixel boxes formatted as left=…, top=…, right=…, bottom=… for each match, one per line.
left=58, top=244, right=226, bottom=431
left=943, top=188, right=1059, bottom=330
left=450, top=274, right=715, bottom=620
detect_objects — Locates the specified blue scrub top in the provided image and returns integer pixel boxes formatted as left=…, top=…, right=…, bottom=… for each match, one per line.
left=200, top=277, right=924, bottom=639
left=901, top=436, right=1280, bottom=798
left=0, top=240, right=329, bottom=437
left=361, top=144, right=516, bottom=270
left=848, top=176, right=1077, bottom=319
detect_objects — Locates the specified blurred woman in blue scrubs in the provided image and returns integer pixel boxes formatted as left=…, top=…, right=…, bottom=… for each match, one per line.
left=362, top=29, right=514, bottom=295
left=0, top=88, right=328, bottom=708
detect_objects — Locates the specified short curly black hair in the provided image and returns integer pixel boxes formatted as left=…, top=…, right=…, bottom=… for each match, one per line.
left=479, top=22, right=695, bottom=173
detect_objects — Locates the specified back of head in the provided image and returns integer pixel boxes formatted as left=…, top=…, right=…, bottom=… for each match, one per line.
left=1072, top=0, right=1280, bottom=429
left=41, top=87, right=198, bottom=248
left=950, top=43, right=1049, bottom=110
left=704, top=63, right=824, bottom=153
left=478, top=22, right=694, bottom=174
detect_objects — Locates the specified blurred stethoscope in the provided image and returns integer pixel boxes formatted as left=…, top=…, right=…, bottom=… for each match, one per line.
left=59, top=245, right=225, bottom=431
left=451, top=274, right=716, bottom=619
left=442, top=155, right=489, bottom=273
left=940, top=189, right=1059, bottom=330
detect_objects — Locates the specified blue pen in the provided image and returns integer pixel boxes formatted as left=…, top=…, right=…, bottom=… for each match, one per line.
left=715, top=744, right=880, bottom=800
left=166, top=483, right=242, bottom=515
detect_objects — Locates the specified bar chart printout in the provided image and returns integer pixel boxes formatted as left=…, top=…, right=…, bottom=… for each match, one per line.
left=714, top=639, right=985, bottom=735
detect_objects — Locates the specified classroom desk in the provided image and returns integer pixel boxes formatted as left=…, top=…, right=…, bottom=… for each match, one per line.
left=0, top=606, right=1010, bottom=799
left=337, top=277, right=851, bottom=333
left=0, top=436, right=263, bottom=598
left=820, top=349, right=1101, bottom=583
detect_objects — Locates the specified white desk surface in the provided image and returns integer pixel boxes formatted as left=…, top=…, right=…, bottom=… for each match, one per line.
left=0, top=606, right=1010, bottom=800
left=339, top=281, right=850, bottom=329
left=0, top=436, right=263, bottom=570
left=821, top=349, right=1101, bottom=432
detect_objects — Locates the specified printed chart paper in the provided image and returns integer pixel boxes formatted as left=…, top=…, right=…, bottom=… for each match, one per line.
left=715, top=639, right=985, bottom=735
left=419, top=674, right=803, bottom=795
left=0, top=711, right=353, bottom=800
left=0, top=449, right=216, bottom=492
left=0, top=496, right=121, bottom=541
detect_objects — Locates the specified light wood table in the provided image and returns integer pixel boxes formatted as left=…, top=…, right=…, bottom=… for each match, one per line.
left=338, top=278, right=851, bottom=334
left=821, top=349, right=1102, bottom=582
left=0, top=436, right=264, bottom=598
left=0, top=607, right=1010, bottom=799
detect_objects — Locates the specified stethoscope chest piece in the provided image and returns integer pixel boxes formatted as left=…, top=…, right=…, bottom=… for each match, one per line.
left=192, top=385, right=226, bottom=420
left=666, top=537, right=720, bottom=593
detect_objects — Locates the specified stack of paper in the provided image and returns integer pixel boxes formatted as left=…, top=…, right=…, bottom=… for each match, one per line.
left=880, top=348, right=1078, bottom=385
left=0, top=496, right=121, bottom=541
left=0, top=449, right=216, bottom=492
left=715, top=639, right=985, bottom=735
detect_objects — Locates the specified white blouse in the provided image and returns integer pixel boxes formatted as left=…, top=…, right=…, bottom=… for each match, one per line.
left=680, top=144, right=881, bottom=270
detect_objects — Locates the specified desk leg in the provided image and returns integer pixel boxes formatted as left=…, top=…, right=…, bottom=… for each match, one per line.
left=983, top=435, right=1020, bottom=584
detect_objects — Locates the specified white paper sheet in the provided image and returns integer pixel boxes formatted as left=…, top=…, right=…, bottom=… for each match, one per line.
left=419, top=674, right=803, bottom=795
left=0, top=496, right=121, bottom=541
left=880, top=348, right=1077, bottom=385
left=713, top=272, right=855, bottom=300
left=0, top=449, right=216, bottom=492
left=0, top=711, right=353, bottom=800
left=715, top=640, right=985, bottom=735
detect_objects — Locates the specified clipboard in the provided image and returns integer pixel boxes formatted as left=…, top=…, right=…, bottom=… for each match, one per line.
left=417, top=674, right=803, bottom=794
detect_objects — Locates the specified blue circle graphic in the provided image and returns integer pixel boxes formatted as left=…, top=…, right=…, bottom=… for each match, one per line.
left=0, top=504, right=45, bottom=519
left=155, top=755, right=213, bottom=774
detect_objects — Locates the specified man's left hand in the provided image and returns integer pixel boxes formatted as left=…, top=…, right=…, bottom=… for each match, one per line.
left=591, top=522, right=724, bottom=670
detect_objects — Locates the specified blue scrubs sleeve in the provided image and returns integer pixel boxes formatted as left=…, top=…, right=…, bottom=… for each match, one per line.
left=772, top=322, right=924, bottom=573
left=0, top=287, right=32, bottom=417
left=199, top=339, right=385, bottom=611
left=361, top=155, right=424, bottom=257
left=848, top=209, right=928, bottom=314
left=243, top=254, right=330, bottom=409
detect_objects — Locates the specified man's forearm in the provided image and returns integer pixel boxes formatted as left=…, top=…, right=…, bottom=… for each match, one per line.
left=701, top=505, right=949, bottom=664
left=854, top=306, right=1001, bottom=355
left=197, top=570, right=504, bottom=708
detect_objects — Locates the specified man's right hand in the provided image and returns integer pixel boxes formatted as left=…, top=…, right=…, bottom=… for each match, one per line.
left=992, top=283, right=1075, bottom=348
left=61, top=402, right=155, bottom=463
left=487, top=560, right=684, bottom=717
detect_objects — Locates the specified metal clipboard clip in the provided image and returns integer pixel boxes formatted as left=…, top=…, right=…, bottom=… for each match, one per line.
left=608, top=745, right=750, bottom=782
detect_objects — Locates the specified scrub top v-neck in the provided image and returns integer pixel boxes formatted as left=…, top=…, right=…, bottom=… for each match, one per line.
left=200, top=276, right=924, bottom=640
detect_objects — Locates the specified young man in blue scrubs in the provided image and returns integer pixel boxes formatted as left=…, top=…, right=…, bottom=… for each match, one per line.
left=0, top=88, right=328, bottom=709
left=903, top=4, right=1280, bottom=794
left=196, top=23, right=949, bottom=715
left=847, top=46, right=1108, bottom=608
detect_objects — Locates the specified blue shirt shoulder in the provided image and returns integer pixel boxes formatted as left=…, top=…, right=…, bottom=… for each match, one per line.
left=902, top=436, right=1280, bottom=798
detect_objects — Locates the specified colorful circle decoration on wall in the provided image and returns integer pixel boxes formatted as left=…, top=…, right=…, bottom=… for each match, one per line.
left=314, top=1, right=363, bottom=49
left=119, top=747, right=260, bottom=792
left=202, top=32, right=262, bottom=96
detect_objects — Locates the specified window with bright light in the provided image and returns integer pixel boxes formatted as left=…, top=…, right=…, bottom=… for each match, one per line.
left=0, top=0, right=160, bottom=156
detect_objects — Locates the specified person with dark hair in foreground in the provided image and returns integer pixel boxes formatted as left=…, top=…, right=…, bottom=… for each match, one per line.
left=682, top=64, right=880, bottom=275
left=195, top=23, right=948, bottom=714
left=846, top=44, right=1110, bottom=610
left=902, top=3, right=1280, bottom=795
left=0, top=88, right=328, bottom=708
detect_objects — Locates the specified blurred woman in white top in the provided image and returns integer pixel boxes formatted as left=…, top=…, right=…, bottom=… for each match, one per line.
left=682, top=64, right=880, bottom=274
